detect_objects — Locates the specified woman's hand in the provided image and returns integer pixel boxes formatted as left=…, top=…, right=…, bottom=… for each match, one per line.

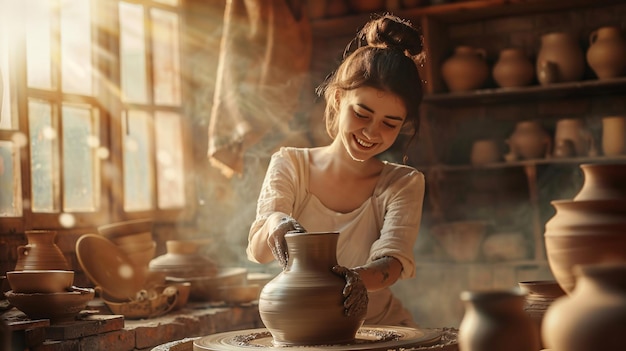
left=332, top=265, right=368, bottom=317
left=268, top=216, right=306, bottom=269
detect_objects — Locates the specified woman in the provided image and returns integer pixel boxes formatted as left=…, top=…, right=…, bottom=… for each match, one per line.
left=247, top=14, right=426, bottom=327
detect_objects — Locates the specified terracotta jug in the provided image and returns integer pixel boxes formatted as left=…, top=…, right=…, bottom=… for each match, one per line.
left=492, top=48, right=535, bottom=88
left=602, top=116, right=626, bottom=156
left=258, top=231, right=365, bottom=346
left=536, top=32, right=585, bottom=85
left=518, top=280, right=565, bottom=349
left=441, top=46, right=489, bottom=92
left=586, top=26, right=626, bottom=79
left=15, top=230, right=70, bottom=271
left=505, top=120, right=551, bottom=161
left=458, top=290, right=540, bottom=351
left=542, top=263, right=626, bottom=351
left=553, top=118, right=594, bottom=157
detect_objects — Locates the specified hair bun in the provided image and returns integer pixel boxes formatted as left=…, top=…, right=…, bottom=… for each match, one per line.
left=361, top=14, right=423, bottom=57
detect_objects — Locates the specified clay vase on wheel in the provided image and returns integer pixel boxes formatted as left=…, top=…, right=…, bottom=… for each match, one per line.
left=15, top=230, right=70, bottom=271
left=258, top=231, right=365, bottom=346
left=586, top=26, right=626, bottom=80
left=536, top=32, right=585, bottom=85
left=542, top=263, right=626, bottom=351
left=458, top=290, right=540, bottom=351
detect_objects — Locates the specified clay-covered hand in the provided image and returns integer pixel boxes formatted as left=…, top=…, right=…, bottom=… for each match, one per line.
left=268, top=216, right=306, bottom=269
left=332, top=265, right=368, bottom=317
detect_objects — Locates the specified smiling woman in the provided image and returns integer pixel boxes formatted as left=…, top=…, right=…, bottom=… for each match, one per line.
left=0, top=0, right=193, bottom=231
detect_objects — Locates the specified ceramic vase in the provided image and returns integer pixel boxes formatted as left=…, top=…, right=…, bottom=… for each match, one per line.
left=458, top=290, right=540, bottom=351
left=518, top=280, right=565, bottom=349
left=505, top=120, right=552, bottom=161
left=492, top=48, right=535, bottom=88
left=553, top=118, right=594, bottom=157
left=441, top=46, right=489, bottom=92
left=586, top=26, right=626, bottom=79
left=602, top=116, right=626, bottom=156
left=542, top=263, right=626, bottom=351
left=15, top=230, right=70, bottom=271
left=573, top=163, right=626, bottom=201
left=536, top=32, right=585, bottom=85
left=258, top=231, right=365, bottom=346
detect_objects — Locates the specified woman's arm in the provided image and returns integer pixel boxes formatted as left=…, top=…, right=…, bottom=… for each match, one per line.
left=353, top=256, right=403, bottom=292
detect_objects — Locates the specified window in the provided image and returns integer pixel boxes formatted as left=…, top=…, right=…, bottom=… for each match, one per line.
left=0, top=0, right=193, bottom=231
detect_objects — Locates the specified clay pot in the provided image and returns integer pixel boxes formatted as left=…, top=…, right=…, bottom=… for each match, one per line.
left=602, top=116, right=626, bottom=156
left=15, top=230, right=70, bottom=271
left=586, top=26, right=626, bottom=79
left=458, top=290, right=540, bottom=351
left=518, top=280, right=565, bottom=349
left=573, top=163, right=626, bottom=201
left=149, top=240, right=218, bottom=278
left=536, top=32, right=585, bottom=85
left=5, top=286, right=94, bottom=324
left=441, top=46, right=489, bottom=92
left=505, top=120, right=551, bottom=161
left=553, top=118, right=594, bottom=157
left=542, top=263, right=626, bottom=351
left=492, top=48, right=535, bottom=88
left=258, top=231, right=365, bottom=346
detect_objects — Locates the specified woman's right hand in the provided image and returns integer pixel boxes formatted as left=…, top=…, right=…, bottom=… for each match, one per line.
left=268, top=216, right=306, bottom=269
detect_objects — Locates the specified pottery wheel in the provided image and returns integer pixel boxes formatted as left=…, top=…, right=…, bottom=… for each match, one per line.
left=193, top=326, right=442, bottom=351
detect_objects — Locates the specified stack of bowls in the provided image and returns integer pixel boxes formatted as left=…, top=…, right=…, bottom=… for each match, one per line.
left=5, top=270, right=94, bottom=323
left=544, top=163, right=626, bottom=294
left=98, top=219, right=157, bottom=278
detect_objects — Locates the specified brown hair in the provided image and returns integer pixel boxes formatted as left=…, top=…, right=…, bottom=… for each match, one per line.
left=316, top=14, right=425, bottom=160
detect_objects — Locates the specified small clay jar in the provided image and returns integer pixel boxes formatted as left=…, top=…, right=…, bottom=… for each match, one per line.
left=542, top=263, right=626, bottom=351
left=459, top=290, right=540, bottom=351
left=505, top=120, right=552, bottom=161
left=15, top=230, right=70, bottom=271
left=536, top=32, right=585, bottom=85
left=441, top=46, right=489, bottom=92
left=602, top=116, right=626, bottom=156
left=586, top=26, right=626, bottom=79
left=492, top=48, right=535, bottom=88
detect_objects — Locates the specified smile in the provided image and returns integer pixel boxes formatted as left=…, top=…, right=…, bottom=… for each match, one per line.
left=355, top=136, right=374, bottom=148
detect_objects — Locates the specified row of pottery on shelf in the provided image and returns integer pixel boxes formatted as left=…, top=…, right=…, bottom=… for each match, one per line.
left=441, top=27, right=626, bottom=92
left=4, top=230, right=95, bottom=323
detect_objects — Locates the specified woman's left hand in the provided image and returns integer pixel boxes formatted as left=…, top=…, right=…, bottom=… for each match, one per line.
left=332, top=265, right=368, bottom=317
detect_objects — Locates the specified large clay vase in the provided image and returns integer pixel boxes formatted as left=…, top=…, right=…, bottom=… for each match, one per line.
left=492, top=48, right=535, bottom=88
left=586, top=26, right=626, bottom=80
left=258, top=231, right=365, bottom=346
left=15, top=230, right=70, bottom=271
left=542, top=263, right=626, bottom=351
left=573, top=163, right=626, bottom=201
left=505, top=120, right=552, bottom=161
left=518, top=280, right=565, bottom=349
left=536, top=32, right=585, bottom=85
left=602, top=116, right=626, bottom=156
left=441, top=46, right=489, bottom=92
left=458, top=290, right=540, bottom=351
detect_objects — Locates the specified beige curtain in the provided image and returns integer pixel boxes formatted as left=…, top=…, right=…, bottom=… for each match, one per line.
left=207, top=0, right=312, bottom=177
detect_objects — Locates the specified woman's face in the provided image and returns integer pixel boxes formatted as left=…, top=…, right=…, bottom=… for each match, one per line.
left=335, top=86, right=406, bottom=162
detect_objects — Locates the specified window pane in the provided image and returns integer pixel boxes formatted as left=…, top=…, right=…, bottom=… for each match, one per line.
left=155, top=111, right=184, bottom=209
left=25, top=0, right=53, bottom=89
left=0, top=140, right=22, bottom=216
left=151, top=9, right=181, bottom=106
left=123, top=110, right=153, bottom=211
left=0, top=1, right=16, bottom=129
left=152, top=0, right=179, bottom=6
left=62, top=105, right=99, bottom=211
left=61, top=0, right=93, bottom=95
left=119, top=2, right=148, bottom=103
left=29, top=100, right=59, bottom=212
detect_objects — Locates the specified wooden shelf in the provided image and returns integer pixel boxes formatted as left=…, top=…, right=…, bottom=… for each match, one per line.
left=311, top=0, right=623, bottom=37
left=420, top=155, right=626, bottom=172
left=423, top=76, right=626, bottom=106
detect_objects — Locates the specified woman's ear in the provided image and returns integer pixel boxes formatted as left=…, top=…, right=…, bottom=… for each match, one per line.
left=333, top=90, right=343, bottom=108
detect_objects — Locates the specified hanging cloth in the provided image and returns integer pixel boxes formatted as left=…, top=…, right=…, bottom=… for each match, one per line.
left=207, top=0, right=312, bottom=177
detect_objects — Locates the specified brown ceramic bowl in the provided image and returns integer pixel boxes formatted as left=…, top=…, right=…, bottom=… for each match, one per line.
left=97, top=218, right=153, bottom=240
left=6, top=270, right=74, bottom=293
left=166, top=267, right=247, bottom=302
left=5, top=286, right=94, bottom=323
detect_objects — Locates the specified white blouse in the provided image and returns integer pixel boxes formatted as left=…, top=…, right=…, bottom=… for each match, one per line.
left=248, top=147, right=425, bottom=326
